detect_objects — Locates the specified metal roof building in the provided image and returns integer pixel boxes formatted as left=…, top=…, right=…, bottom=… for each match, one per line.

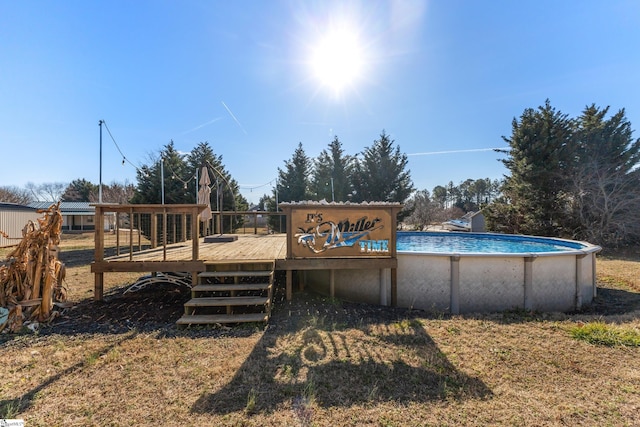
left=28, top=201, right=97, bottom=232
left=0, top=202, right=40, bottom=247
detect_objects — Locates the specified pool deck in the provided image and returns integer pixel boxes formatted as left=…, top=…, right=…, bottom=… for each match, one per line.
left=92, top=233, right=397, bottom=302
left=100, top=234, right=288, bottom=265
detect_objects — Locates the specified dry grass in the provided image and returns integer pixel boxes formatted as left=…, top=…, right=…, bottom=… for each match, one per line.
left=1, top=234, right=639, bottom=426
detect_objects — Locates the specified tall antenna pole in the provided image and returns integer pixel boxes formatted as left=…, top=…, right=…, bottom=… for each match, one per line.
left=98, top=120, right=103, bottom=203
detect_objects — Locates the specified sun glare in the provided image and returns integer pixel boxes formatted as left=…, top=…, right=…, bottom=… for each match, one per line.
left=310, top=27, right=365, bottom=96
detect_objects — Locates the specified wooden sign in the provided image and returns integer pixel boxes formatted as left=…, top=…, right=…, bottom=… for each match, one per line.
left=280, top=203, right=402, bottom=259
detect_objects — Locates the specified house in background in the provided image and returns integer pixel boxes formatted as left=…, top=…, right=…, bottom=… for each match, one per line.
left=28, top=201, right=100, bottom=232
left=0, top=203, right=40, bottom=247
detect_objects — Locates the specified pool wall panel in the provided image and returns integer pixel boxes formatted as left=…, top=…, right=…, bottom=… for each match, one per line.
left=458, top=257, right=524, bottom=313
left=397, top=254, right=450, bottom=312
left=531, top=256, right=576, bottom=311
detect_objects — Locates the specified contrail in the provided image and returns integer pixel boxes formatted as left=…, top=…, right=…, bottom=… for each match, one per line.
left=407, top=147, right=509, bottom=156
left=221, top=101, right=248, bottom=135
left=182, top=117, right=223, bottom=134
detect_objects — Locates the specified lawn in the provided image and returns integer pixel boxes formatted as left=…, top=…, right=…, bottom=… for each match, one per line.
left=1, top=234, right=639, bottom=426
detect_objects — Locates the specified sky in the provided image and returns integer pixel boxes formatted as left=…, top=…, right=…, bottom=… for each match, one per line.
left=1, top=0, right=639, bottom=205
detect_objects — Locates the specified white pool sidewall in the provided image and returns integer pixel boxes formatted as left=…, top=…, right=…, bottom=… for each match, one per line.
left=304, top=236, right=600, bottom=313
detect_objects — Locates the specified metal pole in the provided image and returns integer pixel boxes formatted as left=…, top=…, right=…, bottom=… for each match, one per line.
left=98, top=120, right=103, bottom=204
left=331, top=177, right=335, bottom=202
left=195, top=168, right=198, bottom=202
left=276, top=178, right=281, bottom=232
left=161, top=157, right=165, bottom=204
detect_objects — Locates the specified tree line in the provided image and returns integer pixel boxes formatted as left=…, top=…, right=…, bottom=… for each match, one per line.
left=1, top=101, right=638, bottom=248
left=258, top=130, right=414, bottom=208
left=485, top=100, right=640, bottom=247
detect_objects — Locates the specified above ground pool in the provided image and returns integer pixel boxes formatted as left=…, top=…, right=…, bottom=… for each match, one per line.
left=304, top=231, right=602, bottom=314
left=396, top=231, right=586, bottom=254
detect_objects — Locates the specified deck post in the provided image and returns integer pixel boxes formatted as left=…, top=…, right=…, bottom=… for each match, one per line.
left=151, top=213, right=158, bottom=248
left=391, top=267, right=397, bottom=307
left=329, top=269, right=335, bottom=297
left=182, top=213, right=187, bottom=242
left=286, top=269, right=293, bottom=300
left=94, top=205, right=105, bottom=301
left=95, top=272, right=104, bottom=301
left=192, top=206, right=200, bottom=260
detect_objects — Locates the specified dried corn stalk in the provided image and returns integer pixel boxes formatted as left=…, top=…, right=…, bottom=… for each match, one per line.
left=0, top=202, right=67, bottom=332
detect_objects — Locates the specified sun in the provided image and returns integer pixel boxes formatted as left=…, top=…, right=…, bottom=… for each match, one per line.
left=310, top=27, right=365, bottom=96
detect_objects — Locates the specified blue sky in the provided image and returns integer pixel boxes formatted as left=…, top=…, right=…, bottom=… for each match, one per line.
left=1, top=0, right=639, bottom=204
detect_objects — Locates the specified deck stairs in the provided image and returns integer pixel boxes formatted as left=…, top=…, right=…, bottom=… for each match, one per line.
left=176, top=260, right=275, bottom=326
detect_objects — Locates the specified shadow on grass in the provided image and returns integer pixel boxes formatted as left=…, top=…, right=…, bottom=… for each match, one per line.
left=0, top=331, right=138, bottom=418
left=580, top=286, right=640, bottom=316
left=58, top=248, right=96, bottom=267
left=59, top=246, right=154, bottom=267
left=191, top=292, right=492, bottom=416
left=466, top=285, right=640, bottom=325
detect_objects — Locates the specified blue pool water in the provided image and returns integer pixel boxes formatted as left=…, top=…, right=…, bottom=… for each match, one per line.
left=396, top=232, right=585, bottom=254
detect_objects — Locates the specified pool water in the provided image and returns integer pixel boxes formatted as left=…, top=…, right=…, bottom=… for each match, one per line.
left=397, top=232, right=585, bottom=254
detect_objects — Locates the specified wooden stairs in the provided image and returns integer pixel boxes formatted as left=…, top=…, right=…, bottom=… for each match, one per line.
left=176, top=261, right=275, bottom=326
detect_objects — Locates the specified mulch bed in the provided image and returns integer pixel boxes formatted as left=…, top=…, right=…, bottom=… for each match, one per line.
left=3, top=273, right=638, bottom=342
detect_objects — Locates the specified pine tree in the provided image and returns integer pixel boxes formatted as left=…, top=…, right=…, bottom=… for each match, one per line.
left=274, top=142, right=312, bottom=204
left=496, top=100, right=575, bottom=236
left=311, top=136, right=355, bottom=202
left=266, top=143, right=311, bottom=232
left=569, top=105, right=640, bottom=245
left=131, top=141, right=190, bottom=204
left=352, top=130, right=414, bottom=204
left=187, top=141, right=247, bottom=213
left=62, top=179, right=99, bottom=202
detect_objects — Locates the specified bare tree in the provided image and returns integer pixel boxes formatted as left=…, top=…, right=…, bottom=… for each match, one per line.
left=25, top=182, right=67, bottom=202
left=569, top=163, right=640, bottom=246
left=95, top=181, right=135, bottom=204
left=0, top=186, right=32, bottom=204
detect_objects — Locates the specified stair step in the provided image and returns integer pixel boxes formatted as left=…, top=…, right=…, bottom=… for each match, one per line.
left=198, top=271, right=273, bottom=278
left=184, top=296, right=269, bottom=307
left=192, top=283, right=271, bottom=292
left=176, top=313, right=269, bottom=325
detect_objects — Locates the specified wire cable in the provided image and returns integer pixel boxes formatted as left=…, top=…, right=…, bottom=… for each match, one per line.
left=101, top=120, right=140, bottom=170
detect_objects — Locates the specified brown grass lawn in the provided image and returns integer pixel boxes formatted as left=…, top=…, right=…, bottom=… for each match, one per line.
left=1, top=234, right=639, bottom=426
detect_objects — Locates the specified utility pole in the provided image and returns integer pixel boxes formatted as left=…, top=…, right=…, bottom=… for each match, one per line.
left=98, top=120, right=103, bottom=203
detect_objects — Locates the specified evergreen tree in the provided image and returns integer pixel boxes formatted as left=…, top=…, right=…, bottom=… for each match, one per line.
left=311, top=136, right=355, bottom=202
left=186, top=141, right=247, bottom=213
left=274, top=142, right=312, bottom=204
left=568, top=105, right=640, bottom=245
left=492, top=100, right=575, bottom=236
left=267, top=143, right=311, bottom=232
left=431, top=185, right=447, bottom=209
left=62, top=179, right=98, bottom=202
left=352, top=130, right=414, bottom=204
left=187, top=141, right=247, bottom=232
left=132, top=141, right=188, bottom=204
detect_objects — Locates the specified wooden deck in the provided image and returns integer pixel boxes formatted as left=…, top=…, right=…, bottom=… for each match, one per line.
left=90, top=204, right=398, bottom=308
left=103, top=234, right=287, bottom=264
left=91, top=233, right=287, bottom=301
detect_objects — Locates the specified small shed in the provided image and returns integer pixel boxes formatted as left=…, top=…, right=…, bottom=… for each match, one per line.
left=0, top=202, right=40, bottom=247
left=469, top=211, right=486, bottom=232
